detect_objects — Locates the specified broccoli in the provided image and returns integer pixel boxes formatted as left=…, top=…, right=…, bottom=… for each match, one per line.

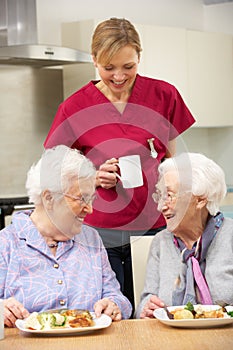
left=37, top=312, right=66, bottom=329
left=53, top=313, right=66, bottom=326
left=24, top=311, right=67, bottom=330
left=37, top=312, right=56, bottom=329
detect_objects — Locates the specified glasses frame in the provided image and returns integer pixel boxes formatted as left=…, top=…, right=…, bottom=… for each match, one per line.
left=57, top=192, right=97, bottom=206
left=152, top=189, right=190, bottom=204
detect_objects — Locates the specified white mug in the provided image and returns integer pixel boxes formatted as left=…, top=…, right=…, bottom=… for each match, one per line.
left=0, top=299, right=4, bottom=340
left=116, top=155, right=143, bottom=189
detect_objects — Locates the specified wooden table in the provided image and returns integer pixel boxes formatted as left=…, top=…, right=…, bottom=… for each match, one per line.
left=1, top=319, right=233, bottom=350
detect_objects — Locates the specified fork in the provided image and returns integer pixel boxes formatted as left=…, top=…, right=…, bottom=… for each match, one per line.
left=163, top=305, right=174, bottom=319
left=214, top=300, right=230, bottom=312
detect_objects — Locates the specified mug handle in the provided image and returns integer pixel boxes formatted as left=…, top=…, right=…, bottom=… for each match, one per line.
left=114, top=163, right=122, bottom=182
left=115, top=172, right=122, bottom=182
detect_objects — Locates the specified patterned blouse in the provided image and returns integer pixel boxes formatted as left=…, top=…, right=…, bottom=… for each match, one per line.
left=0, top=211, right=132, bottom=318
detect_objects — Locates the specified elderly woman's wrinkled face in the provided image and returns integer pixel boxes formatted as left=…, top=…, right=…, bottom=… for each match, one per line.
left=47, top=177, right=96, bottom=239
left=156, top=171, right=195, bottom=234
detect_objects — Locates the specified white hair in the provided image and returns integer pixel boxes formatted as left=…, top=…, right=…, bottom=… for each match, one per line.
left=158, top=152, right=227, bottom=216
left=26, top=145, right=96, bottom=205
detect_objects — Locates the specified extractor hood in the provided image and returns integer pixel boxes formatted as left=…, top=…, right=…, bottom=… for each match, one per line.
left=0, top=44, right=92, bottom=67
left=0, top=0, right=92, bottom=67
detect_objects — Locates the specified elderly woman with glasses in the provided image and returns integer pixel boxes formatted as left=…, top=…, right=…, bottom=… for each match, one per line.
left=136, top=152, right=233, bottom=318
left=0, top=145, right=132, bottom=327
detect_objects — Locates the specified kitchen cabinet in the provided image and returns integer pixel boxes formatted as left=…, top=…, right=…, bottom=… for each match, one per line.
left=187, top=30, right=233, bottom=127
left=136, top=24, right=188, bottom=104
left=61, top=20, right=233, bottom=126
left=137, top=25, right=233, bottom=127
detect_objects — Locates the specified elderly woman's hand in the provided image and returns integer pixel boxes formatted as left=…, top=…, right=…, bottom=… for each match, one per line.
left=140, top=295, right=165, bottom=319
left=96, top=158, right=118, bottom=189
left=4, top=297, right=30, bottom=327
left=94, top=297, right=122, bottom=321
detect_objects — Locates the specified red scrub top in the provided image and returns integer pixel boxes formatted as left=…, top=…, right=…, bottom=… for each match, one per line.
left=44, top=74, right=195, bottom=231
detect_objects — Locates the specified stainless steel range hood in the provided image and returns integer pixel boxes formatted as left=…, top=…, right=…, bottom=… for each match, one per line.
left=0, top=0, right=92, bottom=67
left=0, top=44, right=92, bottom=67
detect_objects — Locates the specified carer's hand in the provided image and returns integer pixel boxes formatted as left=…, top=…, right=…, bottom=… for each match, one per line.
left=96, top=158, right=119, bottom=189
left=140, top=295, right=165, bottom=319
left=94, top=298, right=122, bottom=321
left=4, top=297, right=30, bottom=327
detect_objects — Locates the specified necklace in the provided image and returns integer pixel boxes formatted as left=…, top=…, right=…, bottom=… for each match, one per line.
left=48, top=242, right=59, bottom=248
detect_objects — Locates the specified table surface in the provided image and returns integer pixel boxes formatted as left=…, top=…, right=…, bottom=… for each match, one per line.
left=1, top=318, right=233, bottom=350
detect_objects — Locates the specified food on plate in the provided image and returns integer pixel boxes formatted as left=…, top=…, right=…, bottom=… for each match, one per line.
left=170, top=302, right=225, bottom=320
left=195, top=305, right=224, bottom=319
left=24, top=312, right=45, bottom=330
left=24, top=311, right=66, bottom=330
left=173, top=309, right=194, bottom=320
left=61, top=309, right=94, bottom=328
left=24, top=309, right=94, bottom=330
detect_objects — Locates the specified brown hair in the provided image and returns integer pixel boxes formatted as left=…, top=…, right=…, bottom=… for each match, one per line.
left=91, top=18, right=142, bottom=65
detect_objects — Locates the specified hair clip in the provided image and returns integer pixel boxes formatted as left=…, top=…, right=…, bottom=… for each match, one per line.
left=147, top=138, right=158, bottom=158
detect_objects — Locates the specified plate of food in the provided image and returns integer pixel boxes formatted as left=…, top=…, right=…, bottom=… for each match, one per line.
left=153, top=302, right=233, bottom=328
left=16, top=309, right=112, bottom=335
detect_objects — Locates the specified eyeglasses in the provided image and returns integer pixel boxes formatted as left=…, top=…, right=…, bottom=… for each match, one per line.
left=152, top=190, right=189, bottom=204
left=59, top=192, right=97, bottom=206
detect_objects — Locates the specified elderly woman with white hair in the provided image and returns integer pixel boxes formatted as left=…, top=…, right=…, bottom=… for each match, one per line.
left=136, top=152, right=233, bottom=318
left=0, top=145, right=132, bottom=327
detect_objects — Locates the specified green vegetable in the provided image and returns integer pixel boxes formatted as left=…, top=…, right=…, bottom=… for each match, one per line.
left=227, top=311, right=233, bottom=317
left=184, top=302, right=194, bottom=312
left=53, top=313, right=66, bottom=326
left=37, top=313, right=56, bottom=329
left=24, top=311, right=66, bottom=330
left=37, top=312, right=66, bottom=329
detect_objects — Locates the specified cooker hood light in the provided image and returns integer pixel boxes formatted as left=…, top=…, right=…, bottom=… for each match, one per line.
left=0, top=0, right=92, bottom=67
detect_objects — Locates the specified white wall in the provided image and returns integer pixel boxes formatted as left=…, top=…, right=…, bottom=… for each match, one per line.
left=36, top=0, right=233, bottom=46
left=203, top=3, right=233, bottom=34
left=36, top=0, right=204, bottom=45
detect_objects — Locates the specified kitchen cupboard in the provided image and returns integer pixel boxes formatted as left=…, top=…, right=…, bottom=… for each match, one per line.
left=137, top=26, right=233, bottom=127
left=135, top=24, right=188, bottom=104
left=61, top=20, right=233, bottom=126
left=186, top=30, right=233, bottom=127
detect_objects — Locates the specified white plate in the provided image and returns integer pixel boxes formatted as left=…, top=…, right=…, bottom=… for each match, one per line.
left=153, top=305, right=233, bottom=328
left=15, top=312, right=112, bottom=336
